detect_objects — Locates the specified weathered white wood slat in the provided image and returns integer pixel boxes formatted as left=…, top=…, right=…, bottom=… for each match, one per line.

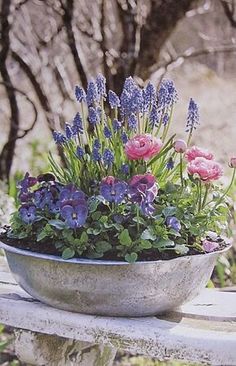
left=1, top=257, right=236, bottom=365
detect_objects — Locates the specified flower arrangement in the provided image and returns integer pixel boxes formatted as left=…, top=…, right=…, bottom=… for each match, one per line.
left=5, top=75, right=235, bottom=262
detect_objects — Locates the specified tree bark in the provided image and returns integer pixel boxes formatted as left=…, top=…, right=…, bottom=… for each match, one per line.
left=135, top=0, right=196, bottom=80
left=0, top=0, right=19, bottom=181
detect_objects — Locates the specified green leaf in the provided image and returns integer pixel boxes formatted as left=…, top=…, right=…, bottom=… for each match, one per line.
left=125, top=253, right=138, bottom=263
left=55, top=241, right=64, bottom=249
left=62, top=248, right=75, bottom=260
left=18, top=231, right=29, bottom=239
left=174, top=244, right=189, bottom=255
left=48, top=219, right=66, bottom=230
left=153, top=239, right=175, bottom=249
left=140, top=240, right=152, bottom=249
left=91, top=211, right=102, bottom=220
left=80, top=231, right=88, bottom=243
left=162, top=206, right=176, bottom=218
left=141, top=228, right=156, bottom=241
left=96, top=241, right=112, bottom=253
left=87, top=227, right=102, bottom=235
left=119, top=229, right=132, bottom=246
left=87, top=251, right=104, bottom=259
left=37, top=230, right=48, bottom=242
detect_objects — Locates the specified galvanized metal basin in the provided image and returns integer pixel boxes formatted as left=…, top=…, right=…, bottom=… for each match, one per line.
left=0, top=241, right=231, bottom=316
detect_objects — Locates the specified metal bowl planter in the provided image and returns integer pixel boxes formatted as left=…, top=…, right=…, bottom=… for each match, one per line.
left=0, top=241, right=231, bottom=317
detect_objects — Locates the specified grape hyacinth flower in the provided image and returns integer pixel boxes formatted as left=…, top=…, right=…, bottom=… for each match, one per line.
left=103, top=149, right=114, bottom=167
left=19, top=204, right=36, bottom=224
left=121, top=131, right=128, bottom=144
left=92, top=145, right=101, bottom=162
left=65, top=123, right=73, bottom=140
left=162, top=114, right=169, bottom=126
left=121, top=164, right=129, bottom=175
left=100, top=176, right=127, bottom=204
left=149, top=103, right=160, bottom=128
left=93, top=139, right=101, bottom=149
left=128, top=114, right=137, bottom=130
left=52, top=131, right=67, bottom=145
left=72, top=113, right=83, bottom=134
left=76, top=146, right=84, bottom=160
left=108, top=90, right=120, bottom=109
left=186, top=98, right=200, bottom=133
left=143, top=81, right=156, bottom=111
left=112, top=119, right=122, bottom=132
left=166, top=216, right=181, bottom=232
left=88, top=107, right=100, bottom=125
left=166, top=157, right=174, bottom=170
left=158, top=79, right=178, bottom=109
left=96, top=74, right=106, bottom=99
left=130, top=86, right=143, bottom=114
left=86, top=79, right=99, bottom=105
left=75, top=85, right=86, bottom=102
left=103, top=126, right=112, bottom=139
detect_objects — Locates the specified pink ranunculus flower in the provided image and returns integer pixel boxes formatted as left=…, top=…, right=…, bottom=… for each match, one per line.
left=125, top=134, right=163, bottom=161
left=185, top=146, right=214, bottom=162
left=202, top=239, right=219, bottom=253
left=187, top=157, right=223, bottom=182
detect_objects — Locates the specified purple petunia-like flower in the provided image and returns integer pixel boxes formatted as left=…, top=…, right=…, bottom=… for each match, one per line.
left=75, top=85, right=86, bottom=102
left=61, top=201, right=88, bottom=229
left=166, top=216, right=181, bottom=232
left=19, top=204, right=36, bottom=224
left=108, top=90, right=120, bottom=109
left=100, top=176, right=127, bottom=204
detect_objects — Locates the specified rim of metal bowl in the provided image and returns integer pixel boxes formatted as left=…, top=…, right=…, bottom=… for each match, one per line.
left=0, top=240, right=232, bottom=266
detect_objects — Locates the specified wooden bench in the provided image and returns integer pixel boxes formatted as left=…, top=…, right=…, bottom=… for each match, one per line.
left=0, top=256, right=236, bottom=366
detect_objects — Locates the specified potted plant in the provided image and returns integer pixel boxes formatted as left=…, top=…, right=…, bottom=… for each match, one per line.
left=0, top=75, right=234, bottom=316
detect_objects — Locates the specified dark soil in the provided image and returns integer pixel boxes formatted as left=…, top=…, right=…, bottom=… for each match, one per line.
left=0, top=230, right=229, bottom=262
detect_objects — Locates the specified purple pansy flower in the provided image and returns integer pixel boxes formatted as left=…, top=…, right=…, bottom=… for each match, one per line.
left=18, top=172, right=37, bottom=193
left=202, top=239, right=219, bottom=253
left=61, top=201, right=88, bottom=229
left=128, top=174, right=158, bottom=204
left=59, top=184, right=85, bottom=206
left=166, top=216, right=181, bottom=232
left=19, top=205, right=36, bottom=224
left=100, top=176, right=127, bottom=204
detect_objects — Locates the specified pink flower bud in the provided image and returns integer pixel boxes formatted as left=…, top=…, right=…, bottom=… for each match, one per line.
left=229, top=157, right=236, bottom=168
left=174, top=139, right=187, bottom=153
left=202, top=239, right=219, bottom=253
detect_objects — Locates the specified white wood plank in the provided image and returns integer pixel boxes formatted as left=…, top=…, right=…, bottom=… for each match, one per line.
left=0, top=289, right=236, bottom=365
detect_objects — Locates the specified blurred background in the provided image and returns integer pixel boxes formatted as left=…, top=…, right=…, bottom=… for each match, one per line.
left=0, top=0, right=236, bottom=365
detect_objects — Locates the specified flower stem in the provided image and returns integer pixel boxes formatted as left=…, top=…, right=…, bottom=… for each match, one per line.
left=212, top=168, right=236, bottom=211
left=136, top=207, right=140, bottom=233
left=180, top=153, right=184, bottom=188
left=198, top=180, right=202, bottom=212
left=202, top=184, right=210, bottom=208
